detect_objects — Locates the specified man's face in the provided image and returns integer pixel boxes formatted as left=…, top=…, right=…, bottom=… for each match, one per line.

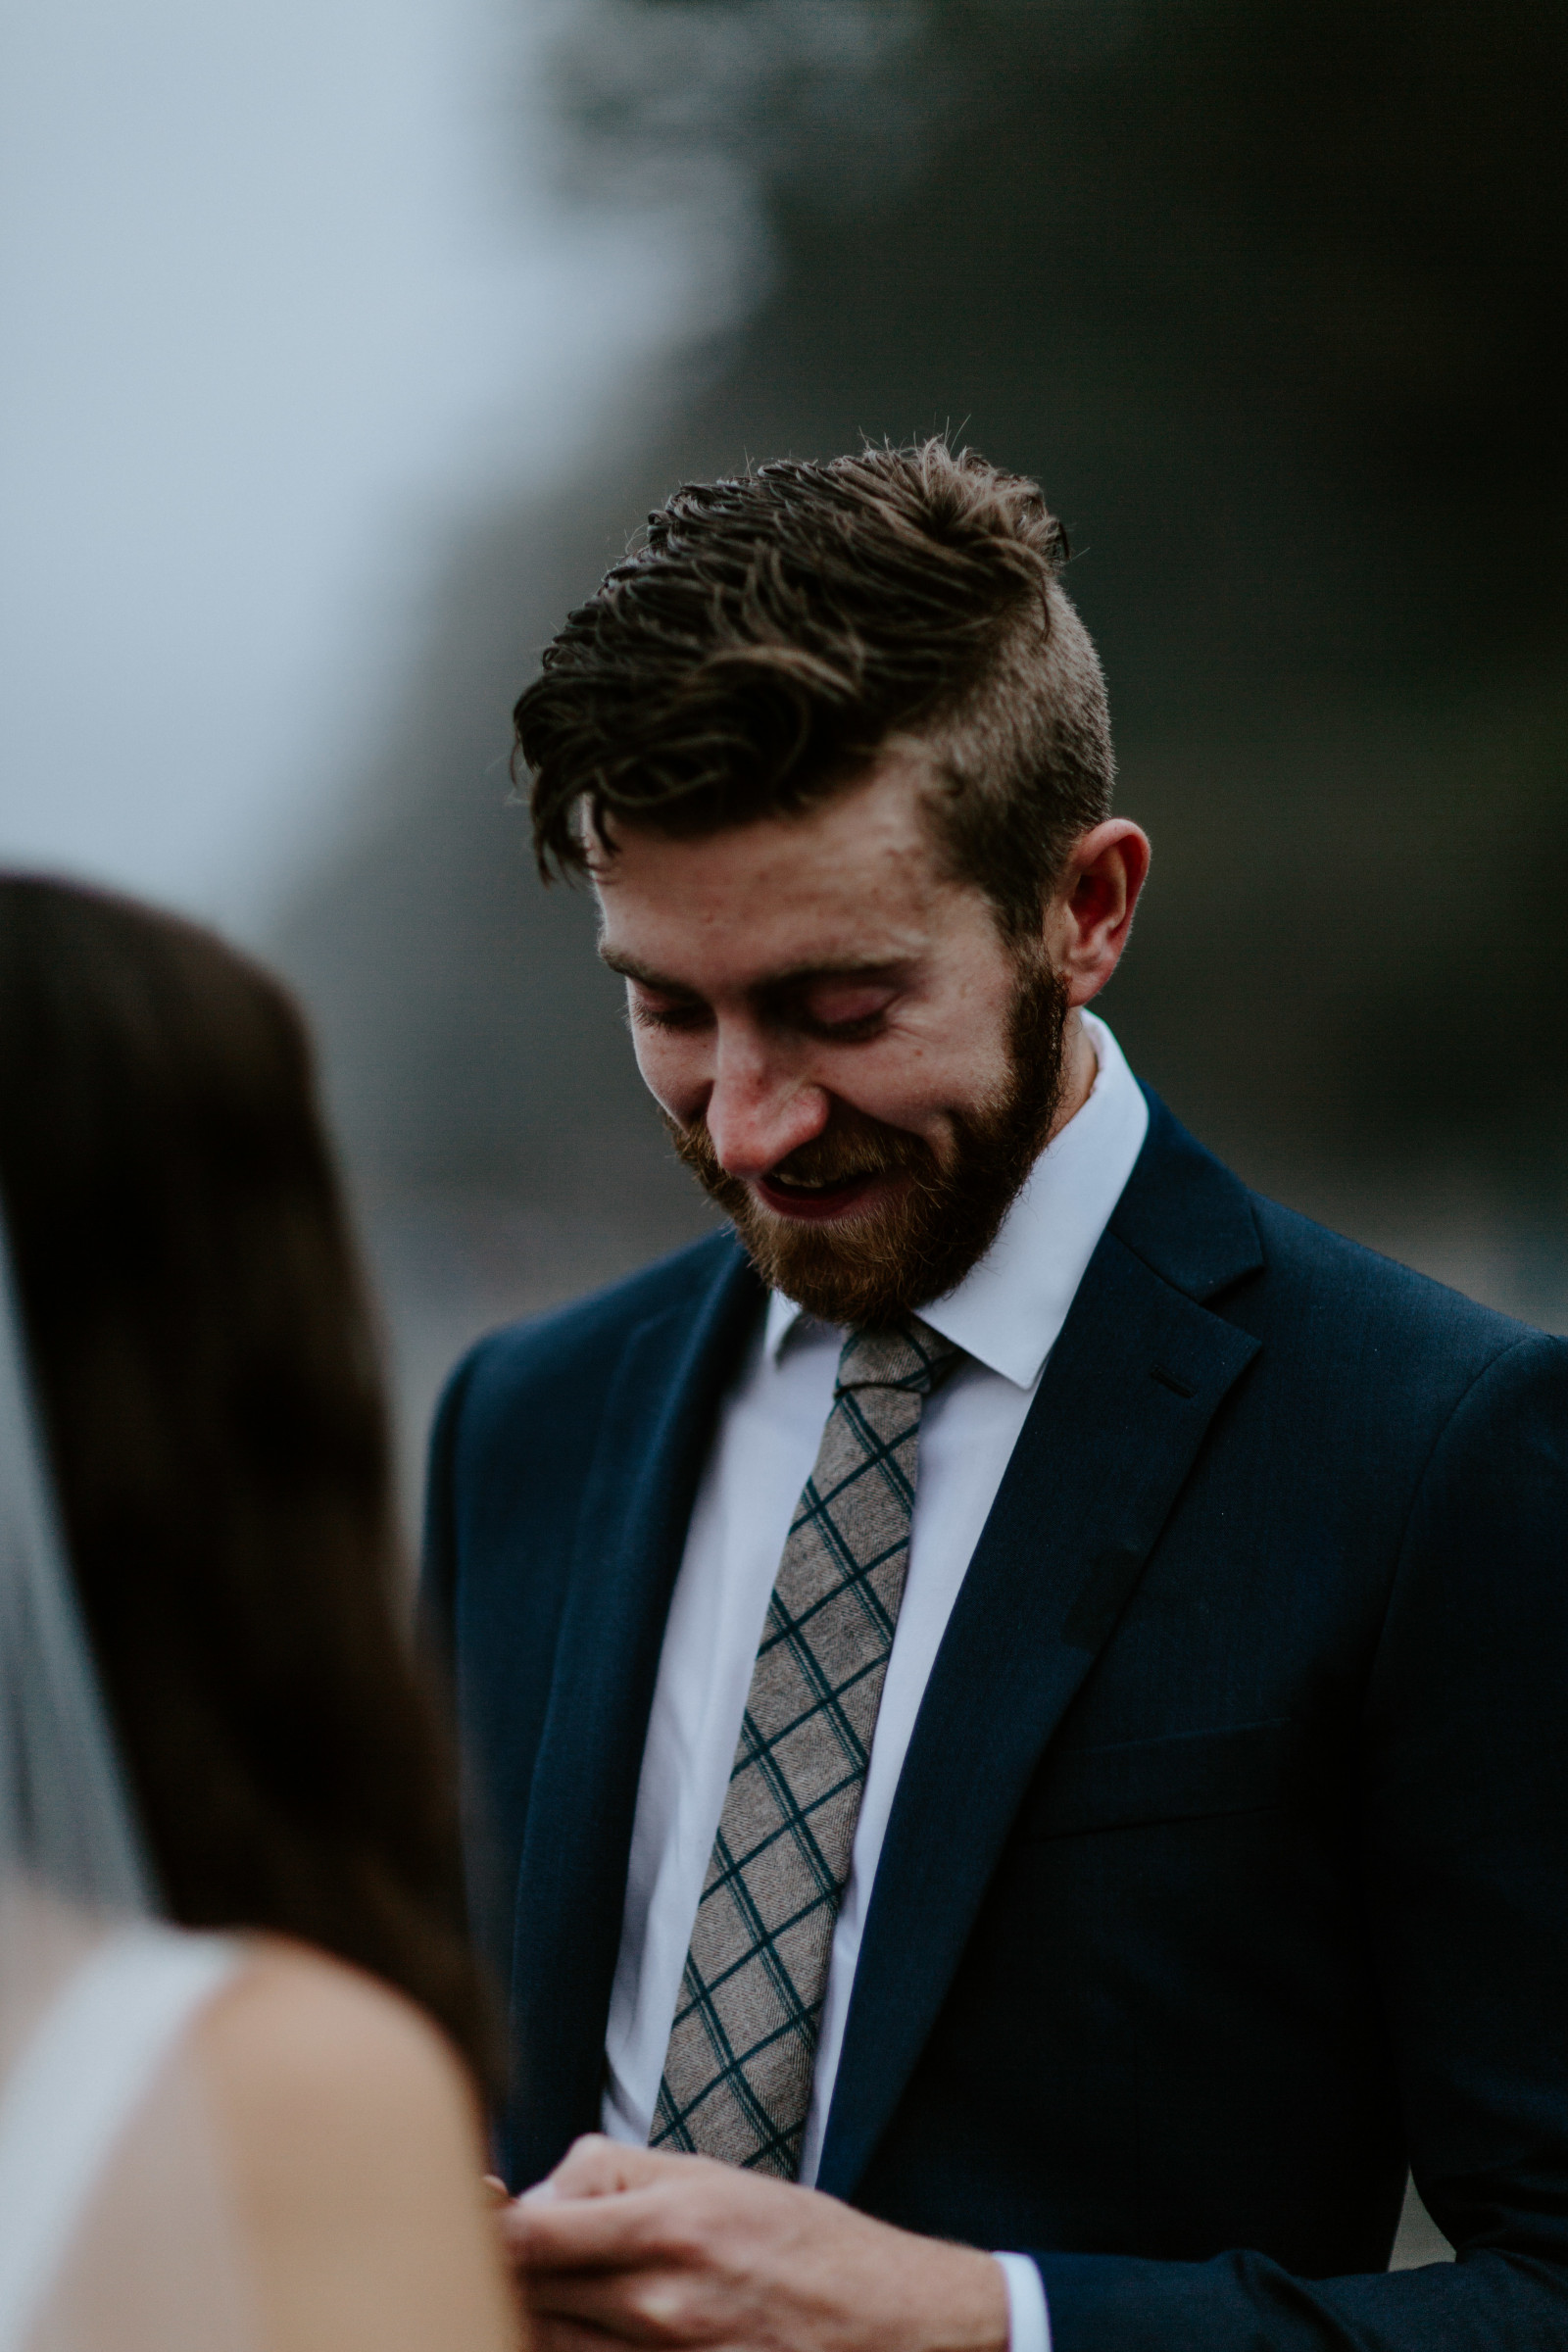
left=593, top=754, right=1067, bottom=1325
left=593, top=753, right=1069, bottom=1327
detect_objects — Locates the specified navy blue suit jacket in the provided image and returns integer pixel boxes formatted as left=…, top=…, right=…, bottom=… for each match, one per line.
left=423, top=1093, right=1568, bottom=2348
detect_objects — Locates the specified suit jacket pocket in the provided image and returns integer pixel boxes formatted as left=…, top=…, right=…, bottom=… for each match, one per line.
left=1015, top=1717, right=1292, bottom=1840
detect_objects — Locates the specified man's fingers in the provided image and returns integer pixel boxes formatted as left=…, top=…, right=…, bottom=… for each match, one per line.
left=504, top=2181, right=686, bottom=2274
left=544, top=2136, right=704, bottom=2200
left=528, top=2265, right=704, bottom=2344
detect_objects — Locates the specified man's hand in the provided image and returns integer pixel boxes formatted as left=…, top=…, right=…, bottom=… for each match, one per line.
left=501, top=2136, right=1009, bottom=2352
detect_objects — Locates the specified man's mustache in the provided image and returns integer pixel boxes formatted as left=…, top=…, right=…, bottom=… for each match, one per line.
left=768, top=1120, right=932, bottom=1190
left=665, top=1109, right=934, bottom=1195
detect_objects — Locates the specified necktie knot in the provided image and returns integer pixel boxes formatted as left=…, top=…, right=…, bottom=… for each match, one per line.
left=835, top=1314, right=961, bottom=1398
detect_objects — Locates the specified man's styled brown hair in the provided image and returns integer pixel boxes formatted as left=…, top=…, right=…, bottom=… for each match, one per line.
left=515, top=438, right=1114, bottom=941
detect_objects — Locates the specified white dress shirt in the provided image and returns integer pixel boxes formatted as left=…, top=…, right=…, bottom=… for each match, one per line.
left=600, top=1012, right=1150, bottom=2352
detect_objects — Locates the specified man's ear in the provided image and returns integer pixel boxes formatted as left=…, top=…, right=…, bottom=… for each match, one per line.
left=1047, top=820, right=1152, bottom=1007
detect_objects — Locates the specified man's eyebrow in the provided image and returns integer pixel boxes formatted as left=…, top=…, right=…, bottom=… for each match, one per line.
left=596, top=948, right=909, bottom=994
left=754, top=958, right=909, bottom=996
left=597, top=947, right=699, bottom=992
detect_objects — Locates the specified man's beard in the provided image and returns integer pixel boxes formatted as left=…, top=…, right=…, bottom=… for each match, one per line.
left=664, top=958, right=1069, bottom=1330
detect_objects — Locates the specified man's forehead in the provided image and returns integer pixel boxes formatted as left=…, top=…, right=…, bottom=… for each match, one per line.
left=595, top=886, right=944, bottom=1000
left=592, top=762, right=951, bottom=919
left=593, top=751, right=939, bottom=879
left=584, top=754, right=1003, bottom=997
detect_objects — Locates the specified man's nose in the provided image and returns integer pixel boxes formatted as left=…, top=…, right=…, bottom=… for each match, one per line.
left=705, top=1047, right=829, bottom=1180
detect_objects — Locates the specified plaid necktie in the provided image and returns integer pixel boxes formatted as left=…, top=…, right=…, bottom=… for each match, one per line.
left=652, top=1314, right=961, bottom=2178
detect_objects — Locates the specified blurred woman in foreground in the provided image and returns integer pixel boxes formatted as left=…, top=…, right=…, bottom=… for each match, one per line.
left=0, top=875, right=516, bottom=2352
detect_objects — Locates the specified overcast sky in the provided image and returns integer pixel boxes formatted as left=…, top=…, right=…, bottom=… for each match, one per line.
left=0, top=0, right=725, bottom=938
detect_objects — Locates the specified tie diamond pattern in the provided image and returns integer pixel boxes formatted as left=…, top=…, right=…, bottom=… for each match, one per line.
left=652, top=1315, right=960, bottom=2179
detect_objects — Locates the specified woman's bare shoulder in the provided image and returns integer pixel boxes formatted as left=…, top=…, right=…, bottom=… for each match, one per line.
left=195, top=1936, right=475, bottom=2134
left=192, top=1939, right=517, bottom=2352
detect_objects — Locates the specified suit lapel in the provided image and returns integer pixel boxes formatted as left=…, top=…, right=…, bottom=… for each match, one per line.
left=506, top=1240, right=760, bottom=2184
left=816, top=1098, right=1263, bottom=2198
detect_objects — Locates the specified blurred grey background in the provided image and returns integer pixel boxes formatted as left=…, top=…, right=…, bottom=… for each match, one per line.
left=4, top=0, right=1565, bottom=1534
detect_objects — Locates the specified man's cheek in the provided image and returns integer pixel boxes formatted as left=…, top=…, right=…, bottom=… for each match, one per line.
left=631, top=1033, right=698, bottom=1119
left=824, top=1065, right=957, bottom=1152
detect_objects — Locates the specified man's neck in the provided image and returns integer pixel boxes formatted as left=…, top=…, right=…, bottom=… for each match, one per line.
left=1047, top=1007, right=1099, bottom=1145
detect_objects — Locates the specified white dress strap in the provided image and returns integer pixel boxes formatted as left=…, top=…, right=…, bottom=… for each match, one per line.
left=0, top=1922, right=243, bottom=2352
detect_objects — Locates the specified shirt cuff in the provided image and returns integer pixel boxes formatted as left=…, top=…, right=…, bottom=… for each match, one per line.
left=993, top=2252, right=1051, bottom=2352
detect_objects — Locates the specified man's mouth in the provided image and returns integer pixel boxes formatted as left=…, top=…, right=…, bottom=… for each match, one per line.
left=753, top=1166, right=893, bottom=1222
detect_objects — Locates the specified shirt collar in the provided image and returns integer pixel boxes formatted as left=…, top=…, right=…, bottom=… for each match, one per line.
left=763, top=1010, right=1150, bottom=1391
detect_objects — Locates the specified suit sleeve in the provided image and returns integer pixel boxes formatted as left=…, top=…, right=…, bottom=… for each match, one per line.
left=1030, top=1330, right=1568, bottom=2350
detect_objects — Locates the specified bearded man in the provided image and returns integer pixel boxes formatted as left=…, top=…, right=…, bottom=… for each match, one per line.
left=423, top=443, right=1568, bottom=2352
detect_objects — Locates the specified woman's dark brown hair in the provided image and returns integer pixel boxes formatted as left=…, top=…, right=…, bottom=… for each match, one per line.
left=0, top=874, right=493, bottom=2081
